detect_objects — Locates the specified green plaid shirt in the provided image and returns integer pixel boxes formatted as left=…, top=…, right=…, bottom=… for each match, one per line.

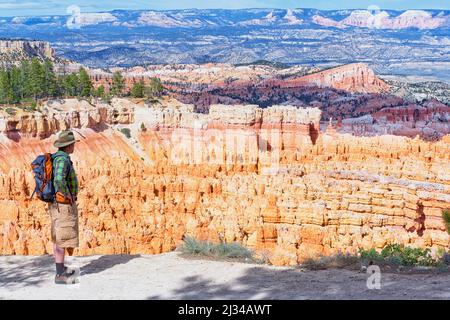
left=52, top=151, right=78, bottom=198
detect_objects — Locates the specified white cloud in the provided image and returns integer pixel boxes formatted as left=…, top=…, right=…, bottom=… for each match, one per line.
left=0, top=2, right=42, bottom=9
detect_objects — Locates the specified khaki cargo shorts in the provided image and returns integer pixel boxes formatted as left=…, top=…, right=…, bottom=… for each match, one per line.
left=48, top=202, right=79, bottom=248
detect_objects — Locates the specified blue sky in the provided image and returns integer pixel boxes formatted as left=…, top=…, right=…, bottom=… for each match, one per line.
left=0, top=0, right=448, bottom=16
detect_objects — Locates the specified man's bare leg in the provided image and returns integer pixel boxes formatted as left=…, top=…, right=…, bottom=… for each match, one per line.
left=54, top=243, right=65, bottom=263
left=54, top=243, right=65, bottom=275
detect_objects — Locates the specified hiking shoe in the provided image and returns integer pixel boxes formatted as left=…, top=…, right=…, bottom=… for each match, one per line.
left=55, top=272, right=77, bottom=285
left=64, top=266, right=76, bottom=276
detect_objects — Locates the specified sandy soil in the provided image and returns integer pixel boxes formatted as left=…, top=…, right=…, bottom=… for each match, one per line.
left=0, top=252, right=449, bottom=300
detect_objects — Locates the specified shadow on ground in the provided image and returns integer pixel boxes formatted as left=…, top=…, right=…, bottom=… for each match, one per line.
left=81, top=254, right=141, bottom=275
left=2, top=254, right=449, bottom=299
left=146, top=264, right=450, bottom=300
left=0, top=255, right=54, bottom=288
left=0, top=254, right=141, bottom=289
left=146, top=267, right=364, bottom=300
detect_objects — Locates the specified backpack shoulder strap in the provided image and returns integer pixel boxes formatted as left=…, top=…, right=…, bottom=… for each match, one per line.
left=52, top=153, right=67, bottom=162
left=51, top=153, right=73, bottom=171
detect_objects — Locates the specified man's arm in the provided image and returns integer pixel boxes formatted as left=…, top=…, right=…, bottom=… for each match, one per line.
left=53, top=157, right=71, bottom=202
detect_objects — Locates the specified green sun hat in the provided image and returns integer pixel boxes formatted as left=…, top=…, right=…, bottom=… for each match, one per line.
left=53, top=130, right=80, bottom=148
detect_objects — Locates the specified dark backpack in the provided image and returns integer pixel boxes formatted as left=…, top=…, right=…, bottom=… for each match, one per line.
left=30, top=153, right=65, bottom=202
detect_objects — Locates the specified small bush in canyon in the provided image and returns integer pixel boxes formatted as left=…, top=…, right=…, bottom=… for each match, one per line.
left=301, top=253, right=360, bottom=270
left=180, top=236, right=214, bottom=256
left=119, top=128, right=131, bottom=139
left=5, top=107, right=16, bottom=116
left=359, top=244, right=448, bottom=267
left=301, top=245, right=449, bottom=271
left=442, top=209, right=450, bottom=234
left=179, top=236, right=255, bottom=262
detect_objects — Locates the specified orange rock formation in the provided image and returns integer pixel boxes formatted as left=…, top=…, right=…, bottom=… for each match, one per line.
left=90, top=62, right=387, bottom=94
left=273, top=63, right=390, bottom=93
left=0, top=103, right=448, bottom=265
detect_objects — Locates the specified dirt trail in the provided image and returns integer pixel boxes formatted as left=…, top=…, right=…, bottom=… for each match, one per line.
left=0, top=252, right=449, bottom=300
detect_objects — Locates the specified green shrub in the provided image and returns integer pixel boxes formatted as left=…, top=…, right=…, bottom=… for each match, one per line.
left=443, top=210, right=450, bottom=234
left=20, top=97, right=33, bottom=103
left=5, top=107, right=16, bottom=116
left=180, top=236, right=214, bottom=255
left=102, top=94, right=112, bottom=105
left=380, top=244, right=402, bottom=258
left=215, top=242, right=253, bottom=259
left=360, top=244, right=443, bottom=267
left=146, top=98, right=160, bottom=105
left=120, top=128, right=131, bottom=139
left=179, top=236, right=255, bottom=261
left=22, top=101, right=38, bottom=112
left=301, top=253, right=359, bottom=270
left=359, top=248, right=380, bottom=260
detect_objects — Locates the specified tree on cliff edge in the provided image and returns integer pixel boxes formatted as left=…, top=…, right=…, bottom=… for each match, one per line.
left=131, top=80, right=144, bottom=98
left=144, top=77, right=164, bottom=98
left=111, top=71, right=125, bottom=97
left=61, top=73, right=80, bottom=97
left=9, top=66, right=22, bottom=102
left=0, top=59, right=96, bottom=103
left=0, top=71, right=14, bottom=104
left=29, top=58, right=45, bottom=100
left=93, top=85, right=105, bottom=98
left=78, top=67, right=93, bottom=97
left=43, top=59, right=57, bottom=98
left=18, top=61, right=32, bottom=100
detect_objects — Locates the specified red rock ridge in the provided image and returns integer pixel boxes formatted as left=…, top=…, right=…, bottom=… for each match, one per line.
left=89, top=63, right=389, bottom=94
left=270, top=63, right=390, bottom=93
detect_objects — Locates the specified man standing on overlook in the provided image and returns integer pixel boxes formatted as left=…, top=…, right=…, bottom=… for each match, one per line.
left=49, top=130, right=80, bottom=284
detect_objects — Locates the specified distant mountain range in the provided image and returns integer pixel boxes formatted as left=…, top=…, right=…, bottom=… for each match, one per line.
left=0, top=8, right=449, bottom=81
left=2, top=8, right=449, bottom=29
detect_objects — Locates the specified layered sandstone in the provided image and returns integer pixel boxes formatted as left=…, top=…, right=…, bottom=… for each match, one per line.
left=340, top=99, right=450, bottom=140
left=276, top=63, right=390, bottom=93
left=0, top=40, right=55, bottom=68
left=0, top=103, right=449, bottom=265
left=0, top=98, right=135, bottom=139
left=90, top=63, right=319, bottom=94
left=95, top=62, right=386, bottom=94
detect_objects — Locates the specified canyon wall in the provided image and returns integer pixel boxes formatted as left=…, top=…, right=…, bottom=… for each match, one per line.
left=275, top=63, right=390, bottom=93
left=90, top=62, right=387, bottom=94
left=340, top=99, right=450, bottom=140
left=0, top=103, right=449, bottom=265
left=0, top=40, right=55, bottom=67
left=0, top=98, right=135, bottom=140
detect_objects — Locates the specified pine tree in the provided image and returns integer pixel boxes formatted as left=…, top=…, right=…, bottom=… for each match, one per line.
left=63, top=73, right=80, bottom=97
left=111, top=71, right=125, bottom=97
left=78, top=67, right=92, bottom=97
left=29, top=58, right=44, bottom=100
left=93, top=85, right=105, bottom=98
left=131, top=80, right=144, bottom=98
left=42, top=59, right=57, bottom=98
left=19, top=61, right=32, bottom=99
left=10, top=66, right=22, bottom=103
left=103, top=93, right=112, bottom=104
left=144, top=77, right=164, bottom=98
left=0, top=71, right=14, bottom=105
left=56, top=75, right=65, bottom=97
